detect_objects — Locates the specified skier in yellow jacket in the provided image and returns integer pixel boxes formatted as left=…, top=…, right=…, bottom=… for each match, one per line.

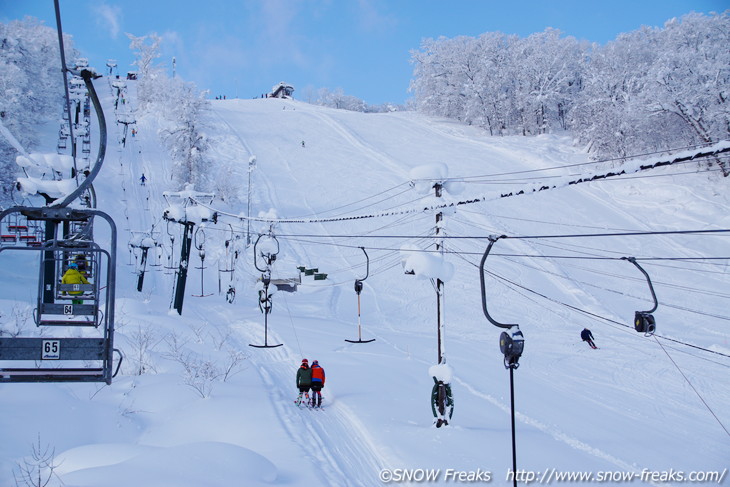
left=62, top=262, right=89, bottom=304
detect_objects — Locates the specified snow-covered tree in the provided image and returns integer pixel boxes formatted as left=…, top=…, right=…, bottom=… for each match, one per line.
left=572, top=12, right=729, bottom=172
left=508, top=29, right=586, bottom=135
left=127, top=32, right=212, bottom=189
left=315, top=87, right=367, bottom=112
left=572, top=27, right=661, bottom=158
left=159, top=79, right=210, bottom=189
left=648, top=13, right=730, bottom=174
left=126, top=33, right=164, bottom=110
left=410, top=29, right=585, bottom=136
left=410, top=12, right=729, bottom=174
left=0, top=18, right=77, bottom=204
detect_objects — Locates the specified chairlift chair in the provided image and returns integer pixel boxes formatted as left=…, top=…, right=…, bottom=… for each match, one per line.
left=345, top=247, right=375, bottom=344
left=249, top=234, right=283, bottom=348
left=217, top=225, right=236, bottom=295
left=479, top=236, right=524, bottom=368
left=479, top=236, right=523, bottom=482
left=0, top=19, right=122, bottom=383
left=0, top=206, right=121, bottom=384
left=191, top=227, right=213, bottom=297
left=622, top=257, right=658, bottom=336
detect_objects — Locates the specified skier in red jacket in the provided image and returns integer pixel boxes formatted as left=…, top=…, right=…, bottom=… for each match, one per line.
left=310, top=360, right=325, bottom=407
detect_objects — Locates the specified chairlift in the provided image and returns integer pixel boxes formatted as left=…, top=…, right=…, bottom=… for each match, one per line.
left=249, top=234, right=283, bottom=348
left=218, top=225, right=236, bottom=295
left=0, top=7, right=122, bottom=383
left=1, top=213, right=28, bottom=244
left=144, top=230, right=164, bottom=268
left=163, top=221, right=178, bottom=272
left=0, top=206, right=121, bottom=384
left=150, top=244, right=163, bottom=268
left=346, top=247, right=375, bottom=344
left=622, top=257, right=658, bottom=336
left=479, top=236, right=524, bottom=368
left=129, top=231, right=159, bottom=292
left=191, top=227, right=213, bottom=297
left=480, top=236, right=523, bottom=483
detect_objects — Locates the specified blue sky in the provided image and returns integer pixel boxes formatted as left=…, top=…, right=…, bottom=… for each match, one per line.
left=2, top=0, right=726, bottom=105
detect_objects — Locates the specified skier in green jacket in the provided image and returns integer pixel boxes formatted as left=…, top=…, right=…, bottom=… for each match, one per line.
left=295, top=359, right=312, bottom=407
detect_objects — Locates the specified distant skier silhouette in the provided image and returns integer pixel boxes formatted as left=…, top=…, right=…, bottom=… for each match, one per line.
left=581, top=328, right=597, bottom=349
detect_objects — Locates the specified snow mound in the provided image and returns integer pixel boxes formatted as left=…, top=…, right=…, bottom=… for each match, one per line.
left=57, top=442, right=278, bottom=487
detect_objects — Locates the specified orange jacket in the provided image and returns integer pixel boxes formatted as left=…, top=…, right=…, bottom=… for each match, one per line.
left=311, top=363, right=325, bottom=386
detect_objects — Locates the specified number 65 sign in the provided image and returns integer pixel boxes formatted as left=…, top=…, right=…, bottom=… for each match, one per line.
left=42, top=340, right=61, bottom=360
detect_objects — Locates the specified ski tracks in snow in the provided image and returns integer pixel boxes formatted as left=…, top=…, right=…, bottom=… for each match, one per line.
left=452, top=374, right=662, bottom=484
left=227, top=318, right=391, bottom=487
left=304, top=108, right=410, bottom=181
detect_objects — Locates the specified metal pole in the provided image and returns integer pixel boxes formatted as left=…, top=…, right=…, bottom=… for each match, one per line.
left=263, top=281, right=270, bottom=346
left=357, top=293, right=362, bottom=340
left=173, top=223, right=193, bottom=314
left=137, top=247, right=148, bottom=292
left=246, top=158, right=255, bottom=246
left=435, top=183, right=444, bottom=364
left=510, top=367, right=518, bottom=487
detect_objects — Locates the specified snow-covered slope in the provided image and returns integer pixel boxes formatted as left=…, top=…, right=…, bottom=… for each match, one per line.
left=1, top=84, right=728, bottom=486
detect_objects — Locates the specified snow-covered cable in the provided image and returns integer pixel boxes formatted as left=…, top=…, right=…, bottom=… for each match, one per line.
left=191, top=142, right=730, bottom=225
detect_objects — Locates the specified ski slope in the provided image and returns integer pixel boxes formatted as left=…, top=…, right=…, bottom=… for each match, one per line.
left=1, top=83, right=728, bottom=486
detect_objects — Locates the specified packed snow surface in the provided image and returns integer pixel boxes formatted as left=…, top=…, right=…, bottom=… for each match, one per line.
left=1, top=84, right=728, bottom=486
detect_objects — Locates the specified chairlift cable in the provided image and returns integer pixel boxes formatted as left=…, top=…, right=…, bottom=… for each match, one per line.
left=450, top=142, right=723, bottom=181
left=312, top=184, right=414, bottom=219
left=470, top=251, right=730, bottom=368
left=456, top=158, right=719, bottom=186
left=517, top=255, right=730, bottom=307
left=497, top=255, right=730, bottom=320
left=481, top=265, right=730, bottom=359
left=641, top=260, right=730, bottom=274
left=580, top=165, right=725, bottom=183
left=275, top=234, right=730, bottom=270
left=190, top=142, right=730, bottom=226
left=652, top=336, right=730, bottom=437
left=271, top=227, right=730, bottom=240
left=552, top=260, right=730, bottom=300
left=281, top=292, right=303, bottom=357
left=454, top=245, right=730, bottom=359
left=53, top=0, right=78, bottom=183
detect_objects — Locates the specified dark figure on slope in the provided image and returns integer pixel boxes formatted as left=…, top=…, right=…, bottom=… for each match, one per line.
left=295, top=359, right=312, bottom=406
left=310, top=360, right=325, bottom=407
left=581, top=328, right=597, bottom=349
